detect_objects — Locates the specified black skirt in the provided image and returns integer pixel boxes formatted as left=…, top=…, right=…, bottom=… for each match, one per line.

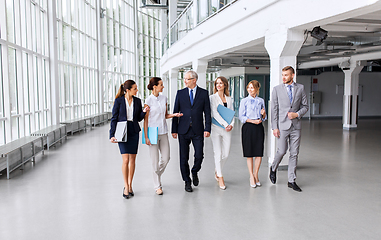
left=118, top=121, right=139, bottom=154
left=241, top=122, right=264, bottom=157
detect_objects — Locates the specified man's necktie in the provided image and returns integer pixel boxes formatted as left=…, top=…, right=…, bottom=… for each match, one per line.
left=190, top=89, right=194, bottom=105
left=287, top=85, right=293, bottom=104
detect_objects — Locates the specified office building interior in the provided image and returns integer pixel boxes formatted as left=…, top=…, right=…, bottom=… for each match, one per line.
left=1, top=0, right=381, bottom=239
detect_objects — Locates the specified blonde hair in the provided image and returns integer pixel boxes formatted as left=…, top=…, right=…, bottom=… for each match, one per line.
left=213, top=76, right=230, bottom=96
left=247, top=80, right=260, bottom=96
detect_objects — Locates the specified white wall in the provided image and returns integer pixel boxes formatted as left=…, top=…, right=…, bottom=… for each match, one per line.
left=297, top=72, right=381, bottom=118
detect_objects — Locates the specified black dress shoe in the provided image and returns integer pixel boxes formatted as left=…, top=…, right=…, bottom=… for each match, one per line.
left=129, top=191, right=134, bottom=197
left=288, top=182, right=302, bottom=192
left=269, top=167, right=276, bottom=184
left=185, top=181, right=193, bottom=192
left=123, top=188, right=130, bottom=199
left=192, top=173, right=199, bottom=186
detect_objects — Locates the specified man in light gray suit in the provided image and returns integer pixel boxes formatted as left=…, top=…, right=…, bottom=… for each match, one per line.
left=269, top=66, right=308, bottom=192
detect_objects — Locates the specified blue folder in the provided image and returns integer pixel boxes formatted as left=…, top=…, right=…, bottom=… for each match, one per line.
left=212, top=104, right=235, bottom=128
left=142, top=127, right=158, bottom=144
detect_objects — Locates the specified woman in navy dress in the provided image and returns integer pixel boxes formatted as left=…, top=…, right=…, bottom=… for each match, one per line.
left=110, top=80, right=149, bottom=199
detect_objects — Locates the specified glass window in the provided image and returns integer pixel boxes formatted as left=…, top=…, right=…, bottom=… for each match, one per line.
left=6, top=0, right=16, bottom=43
left=8, top=48, right=18, bottom=115
left=11, top=117, right=19, bottom=141
left=23, top=53, right=30, bottom=113
left=34, top=56, right=40, bottom=111
left=0, top=46, right=4, bottom=118
left=0, top=121, right=5, bottom=145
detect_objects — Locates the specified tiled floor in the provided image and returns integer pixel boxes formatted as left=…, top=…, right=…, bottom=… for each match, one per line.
left=1, top=119, right=380, bottom=240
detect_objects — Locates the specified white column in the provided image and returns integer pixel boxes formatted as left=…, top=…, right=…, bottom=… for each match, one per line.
left=192, top=59, right=208, bottom=89
left=169, top=69, right=178, bottom=112
left=265, top=26, right=304, bottom=168
left=96, top=0, right=104, bottom=114
left=47, top=0, right=60, bottom=124
left=342, top=61, right=364, bottom=130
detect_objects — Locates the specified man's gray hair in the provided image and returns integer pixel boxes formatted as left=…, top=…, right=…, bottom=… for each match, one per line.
left=185, top=70, right=198, bottom=80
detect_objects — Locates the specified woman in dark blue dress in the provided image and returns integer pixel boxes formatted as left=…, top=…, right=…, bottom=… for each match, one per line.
left=109, top=80, right=149, bottom=199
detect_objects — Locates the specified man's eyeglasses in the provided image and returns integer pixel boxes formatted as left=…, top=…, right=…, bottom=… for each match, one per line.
left=184, top=78, right=195, bottom=81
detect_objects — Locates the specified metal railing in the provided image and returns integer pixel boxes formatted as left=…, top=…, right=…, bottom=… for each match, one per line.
left=162, top=0, right=236, bottom=55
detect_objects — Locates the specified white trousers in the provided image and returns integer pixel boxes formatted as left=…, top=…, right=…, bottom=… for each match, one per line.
left=149, top=134, right=170, bottom=190
left=210, top=125, right=232, bottom=177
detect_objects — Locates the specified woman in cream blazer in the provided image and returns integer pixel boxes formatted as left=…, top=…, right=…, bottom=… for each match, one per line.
left=209, top=76, right=234, bottom=190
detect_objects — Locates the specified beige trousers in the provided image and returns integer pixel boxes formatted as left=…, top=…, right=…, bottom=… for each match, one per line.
left=149, top=134, right=170, bottom=190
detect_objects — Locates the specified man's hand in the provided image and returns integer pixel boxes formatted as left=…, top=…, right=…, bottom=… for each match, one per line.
left=172, top=133, right=178, bottom=139
left=288, top=112, right=298, bottom=119
left=273, top=129, right=280, bottom=138
left=204, top=131, right=210, bottom=138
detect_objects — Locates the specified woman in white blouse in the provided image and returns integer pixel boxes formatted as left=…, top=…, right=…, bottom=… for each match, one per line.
left=144, top=77, right=183, bottom=195
left=210, top=76, right=234, bottom=190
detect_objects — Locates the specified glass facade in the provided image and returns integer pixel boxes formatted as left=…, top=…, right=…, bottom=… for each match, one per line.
left=0, top=0, right=161, bottom=146
left=0, top=0, right=50, bottom=143
left=57, top=0, right=98, bottom=121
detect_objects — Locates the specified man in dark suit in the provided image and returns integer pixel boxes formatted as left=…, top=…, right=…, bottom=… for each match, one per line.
left=269, top=66, right=309, bottom=192
left=172, top=70, right=212, bottom=192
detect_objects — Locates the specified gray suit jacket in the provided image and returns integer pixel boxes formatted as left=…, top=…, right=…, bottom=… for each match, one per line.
left=271, top=83, right=308, bottom=131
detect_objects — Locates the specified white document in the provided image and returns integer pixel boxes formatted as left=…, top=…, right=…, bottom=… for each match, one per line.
left=115, top=121, right=127, bottom=142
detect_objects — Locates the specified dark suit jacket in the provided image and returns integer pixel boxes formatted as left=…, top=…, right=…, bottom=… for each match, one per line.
left=172, top=86, right=211, bottom=135
left=109, top=96, right=146, bottom=139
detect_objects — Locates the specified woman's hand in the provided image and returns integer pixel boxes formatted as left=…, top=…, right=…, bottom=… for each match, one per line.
left=143, top=106, right=150, bottom=112
left=174, top=112, right=183, bottom=117
left=145, top=137, right=151, bottom=146
left=253, top=119, right=262, bottom=124
left=225, top=125, right=233, bottom=132
left=248, top=119, right=262, bottom=125
left=110, top=137, right=117, bottom=143
left=260, top=108, right=266, bottom=116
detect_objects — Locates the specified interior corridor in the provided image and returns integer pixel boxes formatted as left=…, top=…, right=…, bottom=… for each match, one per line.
left=1, top=119, right=380, bottom=240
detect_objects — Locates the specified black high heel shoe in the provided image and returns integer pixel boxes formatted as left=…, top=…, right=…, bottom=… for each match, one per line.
left=129, top=191, right=134, bottom=197
left=123, top=188, right=130, bottom=199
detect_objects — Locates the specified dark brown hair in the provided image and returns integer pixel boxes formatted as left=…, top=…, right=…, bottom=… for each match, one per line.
left=147, top=77, right=162, bottom=90
left=247, top=80, right=261, bottom=96
left=282, top=66, right=295, bottom=74
left=213, top=76, right=230, bottom=96
left=115, top=80, right=136, bottom=99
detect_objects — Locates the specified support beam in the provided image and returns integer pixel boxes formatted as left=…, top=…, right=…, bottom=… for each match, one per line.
left=192, top=59, right=208, bottom=89
left=341, top=61, right=365, bottom=130
left=265, top=26, right=304, bottom=168
left=169, top=69, right=178, bottom=112
left=47, top=0, right=60, bottom=124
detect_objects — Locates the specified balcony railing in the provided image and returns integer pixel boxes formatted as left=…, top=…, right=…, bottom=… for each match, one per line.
left=162, top=0, right=236, bottom=55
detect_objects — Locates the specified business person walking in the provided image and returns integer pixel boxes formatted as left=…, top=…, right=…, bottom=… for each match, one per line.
left=210, top=76, right=234, bottom=190
left=239, top=80, right=266, bottom=188
left=269, top=66, right=309, bottom=192
left=143, top=77, right=183, bottom=195
left=110, top=80, right=149, bottom=199
left=172, top=70, right=212, bottom=192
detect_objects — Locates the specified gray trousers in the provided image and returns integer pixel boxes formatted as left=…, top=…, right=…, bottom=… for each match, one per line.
left=149, top=134, right=170, bottom=190
left=271, top=125, right=301, bottom=183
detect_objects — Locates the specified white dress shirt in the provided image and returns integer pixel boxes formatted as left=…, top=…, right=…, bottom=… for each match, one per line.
left=125, top=98, right=134, bottom=121
left=145, top=94, right=168, bottom=135
left=188, top=85, right=197, bottom=100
